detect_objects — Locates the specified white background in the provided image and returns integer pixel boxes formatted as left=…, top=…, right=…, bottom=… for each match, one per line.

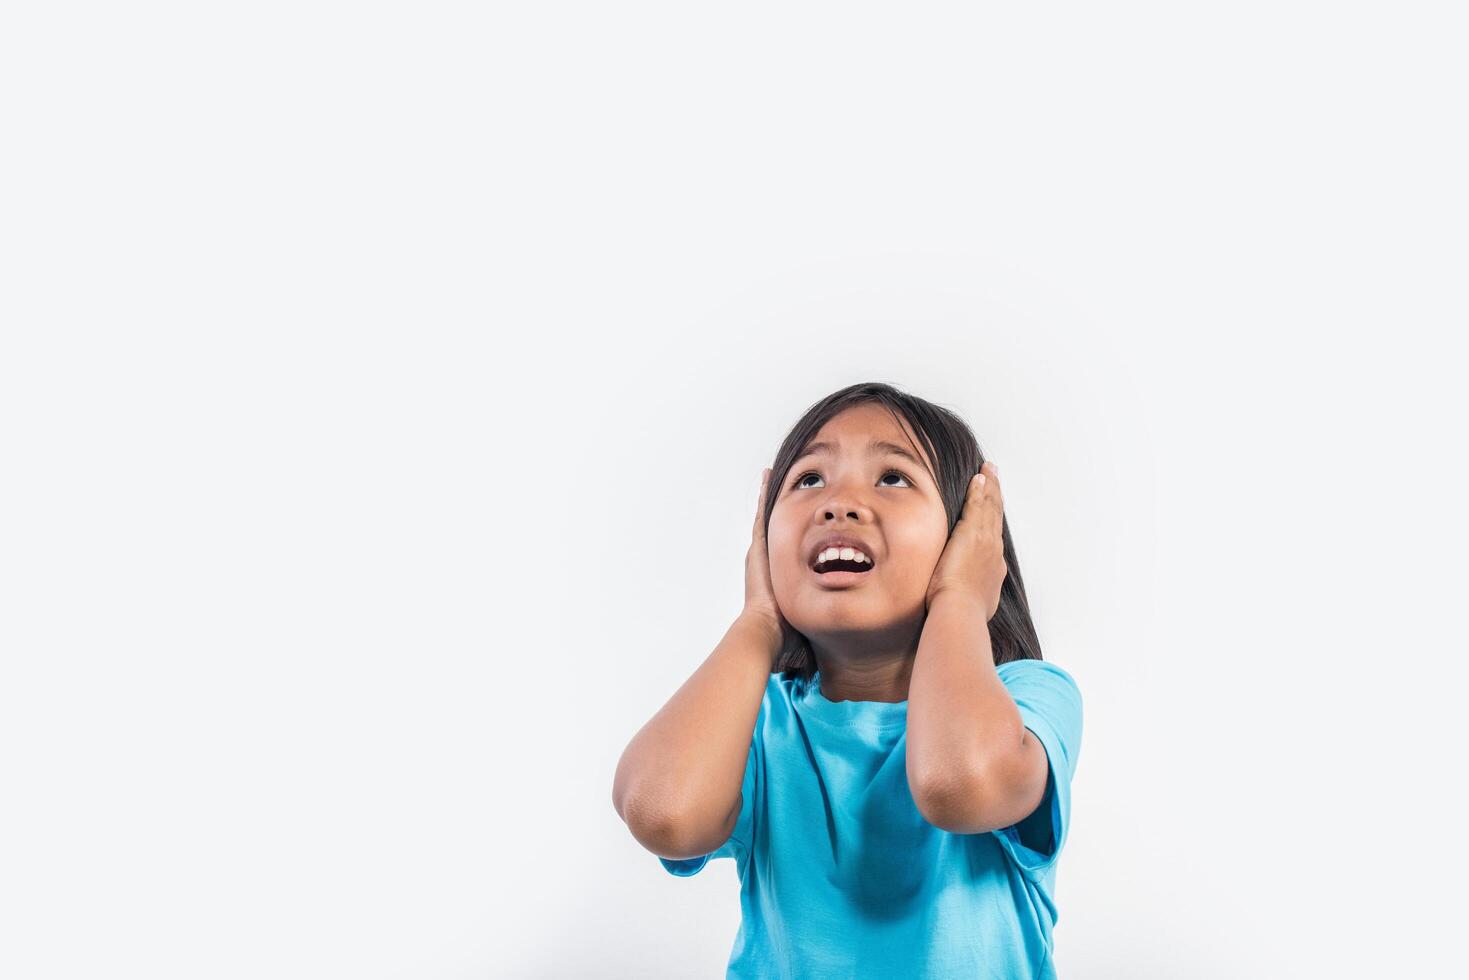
left=3, top=2, right=1465, bottom=977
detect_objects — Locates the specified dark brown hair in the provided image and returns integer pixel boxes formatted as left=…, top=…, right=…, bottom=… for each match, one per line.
left=764, top=382, right=1044, bottom=681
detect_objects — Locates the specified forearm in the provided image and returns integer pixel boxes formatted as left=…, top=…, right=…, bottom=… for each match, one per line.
left=613, top=613, right=778, bottom=856
left=906, top=592, right=1026, bottom=801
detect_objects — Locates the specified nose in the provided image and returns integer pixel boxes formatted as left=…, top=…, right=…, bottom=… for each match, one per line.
left=810, top=473, right=875, bottom=526
left=816, top=489, right=872, bottom=524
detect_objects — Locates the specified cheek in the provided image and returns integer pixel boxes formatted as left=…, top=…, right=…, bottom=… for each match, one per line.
left=766, top=519, right=805, bottom=576
left=884, top=531, right=947, bottom=587
left=878, top=553, right=933, bottom=593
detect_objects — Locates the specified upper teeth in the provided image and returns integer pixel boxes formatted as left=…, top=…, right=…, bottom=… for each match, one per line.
left=816, top=547, right=871, bottom=565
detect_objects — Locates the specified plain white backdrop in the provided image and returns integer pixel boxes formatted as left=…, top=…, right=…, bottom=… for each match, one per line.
left=2, top=2, right=1465, bottom=977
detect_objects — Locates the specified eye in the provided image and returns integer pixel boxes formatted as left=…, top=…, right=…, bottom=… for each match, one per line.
left=791, top=469, right=913, bottom=489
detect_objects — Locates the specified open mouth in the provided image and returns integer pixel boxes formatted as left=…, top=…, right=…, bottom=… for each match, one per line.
left=811, top=557, right=875, bottom=575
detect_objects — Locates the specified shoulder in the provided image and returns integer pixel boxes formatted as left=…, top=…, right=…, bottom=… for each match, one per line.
left=996, top=659, right=1082, bottom=702
left=768, top=669, right=805, bottom=710
left=996, top=659, right=1084, bottom=750
left=751, top=670, right=812, bottom=737
left=739, top=671, right=796, bottom=732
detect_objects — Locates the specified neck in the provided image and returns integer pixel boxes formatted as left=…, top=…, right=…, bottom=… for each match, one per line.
left=808, top=622, right=920, bottom=702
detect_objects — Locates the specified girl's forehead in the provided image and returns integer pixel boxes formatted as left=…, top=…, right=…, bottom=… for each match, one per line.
left=818, top=406, right=901, bottom=440
left=807, top=410, right=931, bottom=467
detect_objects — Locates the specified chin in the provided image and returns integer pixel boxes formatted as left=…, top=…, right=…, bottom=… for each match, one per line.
left=791, top=592, right=895, bottom=629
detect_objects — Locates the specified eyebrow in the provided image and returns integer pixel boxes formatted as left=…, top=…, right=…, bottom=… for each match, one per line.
left=793, top=438, right=926, bottom=469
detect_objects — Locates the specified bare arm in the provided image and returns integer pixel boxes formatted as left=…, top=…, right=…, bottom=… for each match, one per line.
left=613, top=467, right=794, bottom=861
left=908, top=464, right=1048, bottom=834
left=612, top=613, right=779, bottom=859
left=907, top=591, right=1044, bottom=833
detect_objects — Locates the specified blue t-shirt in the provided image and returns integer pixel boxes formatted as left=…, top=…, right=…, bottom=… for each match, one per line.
left=658, top=658, right=1083, bottom=979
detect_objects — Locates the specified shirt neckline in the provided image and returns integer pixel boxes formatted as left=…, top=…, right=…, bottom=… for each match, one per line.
left=796, top=670, right=910, bottom=731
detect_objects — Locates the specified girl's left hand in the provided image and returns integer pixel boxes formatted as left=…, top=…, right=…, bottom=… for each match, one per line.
left=924, top=460, right=1007, bottom=620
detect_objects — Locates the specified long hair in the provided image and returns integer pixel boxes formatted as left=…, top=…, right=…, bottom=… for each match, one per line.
left=764, top=382, right=1044, bottom=681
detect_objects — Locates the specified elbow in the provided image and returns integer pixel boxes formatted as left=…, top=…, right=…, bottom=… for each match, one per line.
left=613, top=744, right=742, bottom=859
left=635, top=818, right=736, bottom=864
left=616, top=787, right=679, bottom=850
left=618, top=791, right=738, bottom=861
left=911, top=760, right=1011, bottom=835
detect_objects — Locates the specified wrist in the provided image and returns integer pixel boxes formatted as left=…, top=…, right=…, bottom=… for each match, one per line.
left=927, top=589, right=992, bottom=620
left=736, top=609, right=785, bottom=654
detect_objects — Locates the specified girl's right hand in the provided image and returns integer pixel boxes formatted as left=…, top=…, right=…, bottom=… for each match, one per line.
left=743, top=468, right=799, bottom=658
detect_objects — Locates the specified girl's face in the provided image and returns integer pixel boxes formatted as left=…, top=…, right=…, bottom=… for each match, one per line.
left=767, top=404, right=952, bottom=645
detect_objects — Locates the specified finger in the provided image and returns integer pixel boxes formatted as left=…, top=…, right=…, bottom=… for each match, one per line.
left=755, top=468, right=771, bottom=539
left=967, top=469, right=1002, bottom=538
left=957, top=472, right=985, bottom=523
left=980, top=461, right=1003, bottom=513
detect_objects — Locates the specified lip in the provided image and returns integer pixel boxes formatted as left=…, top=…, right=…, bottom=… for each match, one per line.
left=808, top=565, right=875, bottom=588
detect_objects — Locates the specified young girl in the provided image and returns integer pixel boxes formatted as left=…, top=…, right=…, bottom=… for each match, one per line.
left=613, top=382, right=1083, bottom=979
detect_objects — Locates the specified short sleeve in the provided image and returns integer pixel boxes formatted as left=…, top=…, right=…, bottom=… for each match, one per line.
left=659, top=725, right=761, bottom=877
left=991, top=660, right=1083, bottom=879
